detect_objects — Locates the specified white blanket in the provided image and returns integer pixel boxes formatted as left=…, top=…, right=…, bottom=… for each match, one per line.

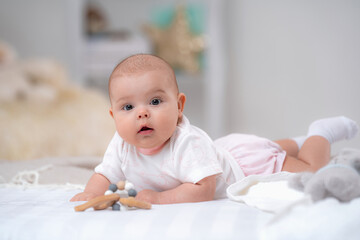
left=226, top=161, right=360, bottom=240
left=261, top=197, right=360, bottom=240
left=2, top=183, right=359, bottom=240
left=0, top=187, right=272, bottom=240
left=1, top=148, right=360, bottom=239
left=227, top=171, right=309, bottom=213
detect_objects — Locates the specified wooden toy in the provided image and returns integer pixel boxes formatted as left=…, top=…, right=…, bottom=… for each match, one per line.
left=74, top=193, right=120, bottom=212
left=74, top=181, right=151, bottom=212
left=119, top=197, right=151, bottom=209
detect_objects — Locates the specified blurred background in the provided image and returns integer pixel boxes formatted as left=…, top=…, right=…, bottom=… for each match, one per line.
left=0, top=0, right=359, bottom=160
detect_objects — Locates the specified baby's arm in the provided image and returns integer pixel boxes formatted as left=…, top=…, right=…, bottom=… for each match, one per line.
left=135, top=175, right=217, bottom=204
left=70, top=173, right=110, bottom=201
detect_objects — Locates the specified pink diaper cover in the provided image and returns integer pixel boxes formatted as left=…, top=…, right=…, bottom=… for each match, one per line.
left=214, top=134, right=286, bottom=176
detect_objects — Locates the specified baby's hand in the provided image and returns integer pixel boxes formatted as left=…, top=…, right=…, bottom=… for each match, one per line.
left=135, top=189, right=160, bottom=204
left=70, top=192, right=98, bottom=202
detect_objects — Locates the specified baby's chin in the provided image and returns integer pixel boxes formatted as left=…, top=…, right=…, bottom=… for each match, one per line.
left=123, top=133, right=172, bottom=150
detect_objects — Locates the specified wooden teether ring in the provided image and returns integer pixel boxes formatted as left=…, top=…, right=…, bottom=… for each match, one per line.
left=119, top=197, right=152, bottom=209
left=74, top=194, right=120, bottom=212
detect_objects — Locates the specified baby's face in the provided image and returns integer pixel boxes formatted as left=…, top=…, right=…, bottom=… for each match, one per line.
left=109, top=69, right=185, bottom=150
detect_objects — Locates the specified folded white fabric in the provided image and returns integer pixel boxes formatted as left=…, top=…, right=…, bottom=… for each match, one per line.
left=227, top=172, right=310, bottom=213
left=261, top=198, right=360, bottom=240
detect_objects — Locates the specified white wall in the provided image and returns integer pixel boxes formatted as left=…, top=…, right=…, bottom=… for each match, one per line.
left=0, top=0, right=84, bottom=83
left=1, top=0, right=359, bottom=154
left=226, top=0, right=360, bottom=153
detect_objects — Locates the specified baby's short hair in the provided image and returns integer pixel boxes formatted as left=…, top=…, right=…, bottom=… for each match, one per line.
left=109, top=54, right=178, bottom=92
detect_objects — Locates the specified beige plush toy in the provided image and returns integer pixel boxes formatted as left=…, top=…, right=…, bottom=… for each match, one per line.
left=0, top=41, right=114, bottom=160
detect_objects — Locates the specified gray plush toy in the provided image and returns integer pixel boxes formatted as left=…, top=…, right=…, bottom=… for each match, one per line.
left=289, top=149, right=360, bottom=202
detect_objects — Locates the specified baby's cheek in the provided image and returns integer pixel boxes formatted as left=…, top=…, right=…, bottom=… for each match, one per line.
left=116, top=120, right=134, bottom=140
left=159, top=114, right=178, bottom=133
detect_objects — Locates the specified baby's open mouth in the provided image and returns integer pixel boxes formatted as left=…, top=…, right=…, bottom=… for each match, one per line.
left=138, top=126, right=153, bottom=134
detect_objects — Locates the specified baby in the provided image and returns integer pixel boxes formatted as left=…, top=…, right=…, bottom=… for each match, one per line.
left=71, top=54, right=359, bottom=204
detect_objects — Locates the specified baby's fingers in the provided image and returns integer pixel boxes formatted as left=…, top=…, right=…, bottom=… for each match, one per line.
left=70, top=192, right=96, bottom=202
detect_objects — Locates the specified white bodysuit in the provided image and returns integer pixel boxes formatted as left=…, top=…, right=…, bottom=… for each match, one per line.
left=95, top=116, right=245, bottom=199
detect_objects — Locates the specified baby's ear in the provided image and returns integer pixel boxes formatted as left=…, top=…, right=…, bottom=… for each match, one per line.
left=177, top=93, right=186, bottom=115
left=109, top=108, right=114, bottom=118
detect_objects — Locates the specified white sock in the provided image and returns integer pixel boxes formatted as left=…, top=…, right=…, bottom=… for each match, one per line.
left=307, top=116, right=359, bottom=144
left=292, top=136, right=307, bottom=150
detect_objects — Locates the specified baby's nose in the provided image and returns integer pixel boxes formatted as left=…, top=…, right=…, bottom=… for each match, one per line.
left=137, top=109, right=150, bottom=119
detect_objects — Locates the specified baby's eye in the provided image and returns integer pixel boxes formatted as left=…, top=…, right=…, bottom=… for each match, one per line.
left=150, top=98, right=162, bottom=105
left=122, top=104, right=133, bottom=111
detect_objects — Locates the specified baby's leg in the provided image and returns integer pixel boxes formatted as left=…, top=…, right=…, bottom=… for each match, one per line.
left=276, top=137, right=329, bottom=171
left=274, top=139, right=299, bottom=157
left=281, top=136, right=330, bottom=172
left=280, top=116, right=358, bottom=172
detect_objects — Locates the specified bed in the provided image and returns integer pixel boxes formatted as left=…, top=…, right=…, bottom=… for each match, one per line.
left=1, top=150, right=360, bottom=240
left=2, top=44, right=359, bottom=239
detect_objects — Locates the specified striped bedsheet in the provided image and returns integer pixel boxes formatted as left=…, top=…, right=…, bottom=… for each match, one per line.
left=0, top=187, right=272, bottom=240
